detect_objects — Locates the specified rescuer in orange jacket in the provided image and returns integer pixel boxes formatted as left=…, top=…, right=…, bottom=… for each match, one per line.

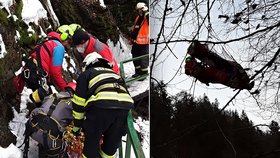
left=130, top=2, right=149, bottom=77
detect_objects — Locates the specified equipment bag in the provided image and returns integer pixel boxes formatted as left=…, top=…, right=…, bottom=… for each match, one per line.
left=24, top=93, right=72, bottom=158
left=30, top=113, right=63, bottom=157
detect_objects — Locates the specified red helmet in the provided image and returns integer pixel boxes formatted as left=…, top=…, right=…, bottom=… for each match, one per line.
left=47, top=32, right=63, bottom=43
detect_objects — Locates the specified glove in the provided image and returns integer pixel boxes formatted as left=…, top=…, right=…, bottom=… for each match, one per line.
left=65, top=82, right=76, bottom=92
left=72, top=126, right=81, bottom=137
left=29, top=87, right=49, bottom=105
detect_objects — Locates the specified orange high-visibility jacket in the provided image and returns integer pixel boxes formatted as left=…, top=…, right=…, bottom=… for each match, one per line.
left=131, top=15, right=149, bottom=44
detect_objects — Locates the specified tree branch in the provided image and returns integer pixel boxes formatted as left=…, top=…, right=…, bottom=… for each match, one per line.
left=152, top=21, right=280, bottom=45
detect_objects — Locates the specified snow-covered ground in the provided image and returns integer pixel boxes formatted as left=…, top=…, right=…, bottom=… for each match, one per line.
left=0, top=144, right=23, bottom=158
left=0, top=0, right=149, bottom=157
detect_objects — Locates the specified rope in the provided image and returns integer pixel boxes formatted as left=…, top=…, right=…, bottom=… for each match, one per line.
left=216, top=119, right=236, bottom=158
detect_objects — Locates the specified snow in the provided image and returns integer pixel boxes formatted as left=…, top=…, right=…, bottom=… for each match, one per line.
left=0, top=34, right=7, bottom=58
left=128, top=78, right=149, bottom=97
left=0, top=0, right=149, bottom=157
left=9, top=107, right=28, bottom=147
left=134, top=117, right=150, bottom=157
left=62, top=53, right=77, bottom=74
left=19, top=87, right=32, bottom=111
left=99, top=0, right=106, bottom=8
left=15, top=30, right=21, bottom=42
left=10, top=15, right=18, bottom=21
left=107, top=34, right=132, bottom=63
left=0, top=144, right=23, bottom=158
left=0, top=0, right=13, bottom=16
left=0, top=0, right=13, bottom=8
left=22, top=0, right=47, bottom=25
left=7, top=88, right=39, bottom=158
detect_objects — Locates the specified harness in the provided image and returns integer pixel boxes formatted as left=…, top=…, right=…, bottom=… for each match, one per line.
left=36, top=43, right=51, bottom=87
left=22, top=93, right=72, bottom=158
left=22, top=37, right=61, bottom=92
left=21, top=41, right=51, bottom=92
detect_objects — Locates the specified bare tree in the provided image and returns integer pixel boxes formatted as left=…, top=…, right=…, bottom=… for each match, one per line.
left=150, top=0, right=280, bottom=116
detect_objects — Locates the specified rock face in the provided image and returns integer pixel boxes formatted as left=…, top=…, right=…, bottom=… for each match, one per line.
left=0, top=0, right=148, bottom=147
left=49, top=0, right=140, bottom=43
left=105, top=0, right=139, bottom=39
left=50, top=0, right=117, bottom=43
left=0, top=4, right=23, bottom=148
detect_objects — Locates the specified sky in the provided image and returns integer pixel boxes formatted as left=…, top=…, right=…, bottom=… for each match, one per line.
left=0, top=0, right=149, bottom=157
left=150, top=0, right=279, bottom=129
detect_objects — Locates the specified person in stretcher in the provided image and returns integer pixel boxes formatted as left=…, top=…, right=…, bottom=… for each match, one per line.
left=185, top=41, right=254, bottom=90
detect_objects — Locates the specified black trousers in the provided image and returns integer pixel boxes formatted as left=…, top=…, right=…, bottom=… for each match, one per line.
left=83, top=107, right=129, bottom=158
left=131, top=44, right=149, bottom=74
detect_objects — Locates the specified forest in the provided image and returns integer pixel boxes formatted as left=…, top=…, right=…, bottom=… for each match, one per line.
left=151, top=81, right=280, bottom=158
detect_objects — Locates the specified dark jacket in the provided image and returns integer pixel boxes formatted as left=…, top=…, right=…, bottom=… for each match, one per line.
left=72, top=67, right=134, bottom=127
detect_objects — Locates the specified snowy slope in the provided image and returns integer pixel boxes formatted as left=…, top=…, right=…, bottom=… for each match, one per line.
left=0, top=0, right=149, bottom=157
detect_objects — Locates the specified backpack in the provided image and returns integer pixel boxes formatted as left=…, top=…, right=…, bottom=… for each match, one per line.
left=14, top=36, right=60, bottom=94
left=22, top=92, right=73, bottom=158
left=22, top=41, right=51, bottom=89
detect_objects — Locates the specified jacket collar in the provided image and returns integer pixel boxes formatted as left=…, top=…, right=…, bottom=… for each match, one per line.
left=82, top=37, right=95, bottom=57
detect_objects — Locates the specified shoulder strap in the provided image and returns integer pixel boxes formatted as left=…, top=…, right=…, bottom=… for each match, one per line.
left=35, top=42, right=51, bottom=78
left=47, top=93, right=72, bottom=117
left=42, top=43, right=52, bottom=58
left=47, top=93, right=58, bottom=117
left=145, top=12, right=149, bottom=24
left=21, top=121, right=33, bottom=158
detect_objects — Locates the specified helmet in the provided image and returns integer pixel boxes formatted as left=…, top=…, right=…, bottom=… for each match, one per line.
left=136, top=2, right=148, bottom=12
left=82, top=52, right=112, bottom=71
left=69, top=24, right=81, bottom=32
left=47, top=32, right=63, bottom=42
left=57, top=25, right=74, bottom=41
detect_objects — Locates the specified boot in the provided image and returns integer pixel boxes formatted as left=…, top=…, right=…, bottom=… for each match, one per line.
left=140, top=68, right=149, bottom=75
left=132, top=68, right=141, bottom=78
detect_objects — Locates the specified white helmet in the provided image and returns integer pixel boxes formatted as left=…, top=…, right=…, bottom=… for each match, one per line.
left=82, top=52, right=112, bottom=71
left=136, top=2, right=148, bottom=12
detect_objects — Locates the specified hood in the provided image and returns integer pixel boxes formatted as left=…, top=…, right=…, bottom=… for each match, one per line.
left=47, top=32, right=63, bottom=43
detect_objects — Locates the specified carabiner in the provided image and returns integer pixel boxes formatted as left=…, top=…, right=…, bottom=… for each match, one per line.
left=42, top=71, right=48, bottom=78
left=52, top=139, right=57, bottom=148
left=23, top=69, right=30, bottom=79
